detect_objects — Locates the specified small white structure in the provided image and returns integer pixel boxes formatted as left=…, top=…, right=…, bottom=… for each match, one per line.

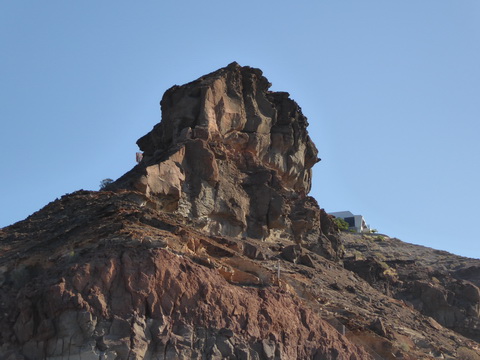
left=330, top=211, right=370, bottom=233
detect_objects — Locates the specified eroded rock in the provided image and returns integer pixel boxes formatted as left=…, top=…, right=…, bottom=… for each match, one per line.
left=113, top=62, right=342, bottom=260
left=3, top=64, right=480, bottom=360
left=1, top=242, right=371, bottom=359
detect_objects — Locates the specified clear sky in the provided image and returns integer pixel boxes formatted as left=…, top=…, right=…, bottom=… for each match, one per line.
left=1, top=1, right=479, bottom=259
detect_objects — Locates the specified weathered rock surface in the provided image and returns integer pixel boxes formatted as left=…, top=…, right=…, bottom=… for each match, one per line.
left=1, top=64, right=480, bottom=360
left=0, top=191, right=369, bottom=359
left=3, top=191, right=480, bottom=359
left=343, top=232, right=480, bottom=344
left=113, top=62, right=342, bottom=261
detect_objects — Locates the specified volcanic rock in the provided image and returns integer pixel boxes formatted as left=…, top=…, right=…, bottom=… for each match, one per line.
left=113, top=62, right=342, bottom=261
left=343, top=232, right=480, bottom=344
left=0, top=191, right=369, bottom=360
left=1, top=64, right=480, bottom=360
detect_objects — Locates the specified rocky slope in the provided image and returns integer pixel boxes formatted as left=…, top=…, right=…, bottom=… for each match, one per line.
left=343, top=233, right=480, bottom=344
left=0, top=191, right=367, bottom=359
left=1, top=63, right=480, bottom=360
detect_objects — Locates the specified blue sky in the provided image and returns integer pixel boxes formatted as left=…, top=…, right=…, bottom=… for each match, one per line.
left=1, top=1, right=479, bottom=259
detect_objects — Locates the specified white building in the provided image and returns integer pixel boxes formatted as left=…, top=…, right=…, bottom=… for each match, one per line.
left=330, top=211, right=370, bottom=233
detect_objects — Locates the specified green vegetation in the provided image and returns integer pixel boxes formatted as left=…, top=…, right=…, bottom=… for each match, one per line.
left=352, top=250, right=365, bottom=260
left=372, top=252, right=387, bottom=261
left=377, top=260, right=398, bottom=279
left=100, top=178, right=114, bottom=190
left=333, top=217, right=350, bottom=231
left=383, top=267, right=398, bottom=279
left=378, top=261, right=389, bottom=271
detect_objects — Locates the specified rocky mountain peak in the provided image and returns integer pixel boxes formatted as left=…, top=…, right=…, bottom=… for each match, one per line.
left=114, top=63, right=341, bottom=259
left=2, top=64, right=480, bottom=359
left=137, top=61, right=318, bottom=193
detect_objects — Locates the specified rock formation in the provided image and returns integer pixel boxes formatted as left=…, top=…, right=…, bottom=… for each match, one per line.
left=343, top=233, right=480, bottom=344
left=1, top=63, right=480, bottom=359
left=0, top=191, right=370, bottom=359
left=113, top=62, right=342, bottom=261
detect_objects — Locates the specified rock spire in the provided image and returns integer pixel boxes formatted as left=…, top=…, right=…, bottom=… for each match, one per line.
left=114, top=62, right=341, bottom=259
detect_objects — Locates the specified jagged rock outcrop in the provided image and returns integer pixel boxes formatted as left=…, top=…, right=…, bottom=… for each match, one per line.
left=113, top=62, right=342, bottom=261
left=2, top=64, right=480, bottom=360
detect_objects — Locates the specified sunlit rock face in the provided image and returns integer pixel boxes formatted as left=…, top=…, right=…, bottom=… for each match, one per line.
left=114, top=62, right=342, bottom=260
left=3, top=64, right=480, bottom=360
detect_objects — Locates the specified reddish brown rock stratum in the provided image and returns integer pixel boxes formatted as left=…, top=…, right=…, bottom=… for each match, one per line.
left=0, top=193, right=367, bottom=360
left=1, top=64, right=480, bottom=359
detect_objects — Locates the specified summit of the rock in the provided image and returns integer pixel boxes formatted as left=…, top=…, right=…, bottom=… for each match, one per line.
left=113, top=63, right=342, bottom=260
left=137, top=62, right=318, bottom=186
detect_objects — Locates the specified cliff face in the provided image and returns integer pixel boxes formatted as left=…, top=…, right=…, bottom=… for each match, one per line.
left=113, top=62, right=342, bottom=261
left=0, top=191, right=370, bottom=360
left=1, top=64, right=480, bottom=360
